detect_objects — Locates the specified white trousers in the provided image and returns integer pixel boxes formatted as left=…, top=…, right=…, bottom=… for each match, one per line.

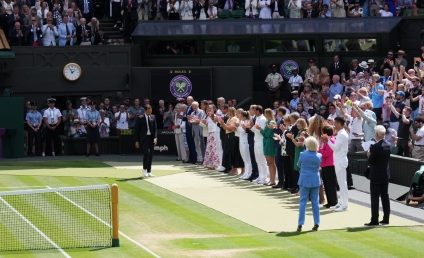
left=254, top=141, right=269, bottom=182
left=175, top=133, right=187, bottom=161
left=335, top=164, right=349, bottom=207
left=239, top=139, right=252, bottom=178
left=216, top=131, right=223, bottom=166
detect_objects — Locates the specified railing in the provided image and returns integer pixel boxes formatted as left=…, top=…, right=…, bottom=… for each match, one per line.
left=348, top=152, right=424, bottom=187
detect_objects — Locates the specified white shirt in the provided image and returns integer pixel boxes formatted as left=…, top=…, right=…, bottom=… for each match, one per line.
left=252, top=114, right=266, bottom=142
left=288, top=74, right=303, bottom=88
left=348, top=116, right=364, bottom=140
left=115, top=112, right=128, bottom=130
left=265, top=72, right=283, bottom=90
left=328, top=128, right=349, bottom=167
left=77, top=105, right=89, bottom=123
left=43, top=107, right=62, bottom=125
left=379, top=10, right=393, bottom=17
left=415, top=127, right=424, bottom=145
left=145, top=115, right=151, bottom=135
left=174, top=112, right=183, bottom=133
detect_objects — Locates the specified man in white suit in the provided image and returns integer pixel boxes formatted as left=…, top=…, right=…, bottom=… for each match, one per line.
left=58, top=15, right=76, bottom=46
left=41, top=18, right=58, bottom=46
left=322, top=116, right=349, bottom=212
left=252, top=105, right=269, bottom=185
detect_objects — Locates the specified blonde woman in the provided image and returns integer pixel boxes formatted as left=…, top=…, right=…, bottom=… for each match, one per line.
left=219, top=107, right=243, bottom=175
left=286, top=118, right=308, bottom=193
left=259, top=108, right=278, bottom=185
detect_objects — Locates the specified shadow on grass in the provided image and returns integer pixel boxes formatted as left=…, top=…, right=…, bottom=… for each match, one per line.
left=116, top=177, right=144, bottom=182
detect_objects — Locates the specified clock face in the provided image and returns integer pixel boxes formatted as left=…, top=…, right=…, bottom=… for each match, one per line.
left=63, top=63, right=82, bottom=82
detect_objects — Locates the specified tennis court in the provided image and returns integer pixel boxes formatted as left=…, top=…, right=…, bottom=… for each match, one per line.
left=0, top=156, right=423, bottom=258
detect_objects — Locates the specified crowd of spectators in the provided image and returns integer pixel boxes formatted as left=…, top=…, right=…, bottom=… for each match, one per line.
left=2, top=0, right=424, bottom=46
left=24, top=96, right=184, bottom=156
left=0, top=0, right=110, bottom=46
left=264, top=46, right=424, bottom=160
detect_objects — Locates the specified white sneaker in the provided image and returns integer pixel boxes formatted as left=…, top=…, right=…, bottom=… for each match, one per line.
left=42, top=152, right=45, bottom=157
left=142, top=169, right=149, bottom=177
left=148, top=172, right=153, bottom=177
left=334, top=206, right=348, bottom=212
left=330, top=204, right=340, bottom=210
left=216, top=166, right=225, bottom=172
left=52, top=152, right=55, bottom=157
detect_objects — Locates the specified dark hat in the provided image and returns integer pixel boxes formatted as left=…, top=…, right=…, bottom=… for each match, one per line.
left=47, top=98, right=56, bottom=103
left=308, top=58, right=316, bottom=63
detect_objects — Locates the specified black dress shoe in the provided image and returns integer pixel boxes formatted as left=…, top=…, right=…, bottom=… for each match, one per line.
left=312, top=224, right=319, bottom=231
left=324, top=204, right=332, bottom=209
left=296, top=225, right=302, bottom=232
left=290, top=188, right=299, bottom=194
left=272, top=184, right=283, bottom=189
left=364, top=222, right=379, bottom=226
left=182, top=160, right=190, bottom=163
left=379, top=220, right=389, bottom=225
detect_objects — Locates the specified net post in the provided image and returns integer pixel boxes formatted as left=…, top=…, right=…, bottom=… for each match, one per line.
left=111, top=184, right=120, bottom=247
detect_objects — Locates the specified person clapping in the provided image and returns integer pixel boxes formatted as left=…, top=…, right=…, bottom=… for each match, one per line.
left=296, top=136, right=322, bottom=232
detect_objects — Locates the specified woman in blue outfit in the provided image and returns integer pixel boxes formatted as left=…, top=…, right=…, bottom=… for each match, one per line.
left=296, top=136, right=322, bottom=232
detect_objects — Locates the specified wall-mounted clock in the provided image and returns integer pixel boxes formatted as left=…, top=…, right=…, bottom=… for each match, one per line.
left=63, top=63, right=82, bottom=82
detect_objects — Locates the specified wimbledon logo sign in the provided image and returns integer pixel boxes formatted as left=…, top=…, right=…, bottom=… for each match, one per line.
left=169, top=75, right=193, bottom=98
left=280, top=60, right=299, bottom=79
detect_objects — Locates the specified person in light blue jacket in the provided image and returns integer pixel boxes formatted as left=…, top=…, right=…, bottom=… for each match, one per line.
left=296, top=136, right=322, bottom=232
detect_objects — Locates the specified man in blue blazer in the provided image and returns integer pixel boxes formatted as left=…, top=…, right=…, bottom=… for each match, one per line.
left=297, top=136, right=322, bottom=232
left=365, top=125, right=391, bottom=226
left=58, top=15, right=75, bottom=46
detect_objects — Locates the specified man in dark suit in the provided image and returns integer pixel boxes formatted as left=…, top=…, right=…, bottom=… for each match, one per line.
left=75, top=18, right=91, bottom=45
left=302, top=2, right=318, bottom=18
left=135, top=104, right=158, bottom=178
left=365, top=125, right=391, bottom=226
left=328, top=54, right=346, bottom=78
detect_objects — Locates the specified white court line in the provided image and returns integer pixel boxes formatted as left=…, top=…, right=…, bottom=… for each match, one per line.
left=46, top=186, right=162, bottom=258
left=0, top=197, right=71, bottom=258
left=0, top=186, right=46, bottom=189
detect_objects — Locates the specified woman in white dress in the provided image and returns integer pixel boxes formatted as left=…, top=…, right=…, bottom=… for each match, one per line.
left=203, top=105, right=222, bottom=170
left=288, top=0, right=302, bottom=18
left=258, top=0, right=271, bottom=19
left=237, top=109, right=252, bottom=180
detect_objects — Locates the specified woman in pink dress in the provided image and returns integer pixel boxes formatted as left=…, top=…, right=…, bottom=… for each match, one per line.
left=203, top=105, right=222, bottom=169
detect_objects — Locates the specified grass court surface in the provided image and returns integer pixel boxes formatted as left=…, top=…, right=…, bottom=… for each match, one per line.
left=0, top=157, right=423, bottom=258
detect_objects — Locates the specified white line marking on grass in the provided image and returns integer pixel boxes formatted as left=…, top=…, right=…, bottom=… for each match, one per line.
left=0, top=186, right=46, bottom=189
left=47, top=186, right=162, bottom=258
left=0, top=197, right=71, bottom=258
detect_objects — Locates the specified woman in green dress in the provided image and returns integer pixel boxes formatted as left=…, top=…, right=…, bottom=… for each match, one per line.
left=261, top=108, right=278, bottom=185
left=287, top=118, right=308, bottom=180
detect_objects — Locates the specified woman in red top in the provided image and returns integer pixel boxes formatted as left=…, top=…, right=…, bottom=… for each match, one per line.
left=319, top=125, right=339, bottom=208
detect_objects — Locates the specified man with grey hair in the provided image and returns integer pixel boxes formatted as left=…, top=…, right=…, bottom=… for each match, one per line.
left=184, top=96, right=197, bottom=163
left=216, top=97, right=225, bottom=117
left=365, top=125, right=391, bottom=226
left=190, top=101, right=206, bottom=164
left=352, top=101, right=377, bottom=142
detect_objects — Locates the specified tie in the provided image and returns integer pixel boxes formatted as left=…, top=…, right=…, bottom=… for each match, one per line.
left=146, top=115, right=151, bottom=134
left=66, top=23, right=70, bottom=35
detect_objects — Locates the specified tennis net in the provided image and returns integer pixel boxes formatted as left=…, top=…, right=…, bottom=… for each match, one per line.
left=0, top=184, right=119, bottom=252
